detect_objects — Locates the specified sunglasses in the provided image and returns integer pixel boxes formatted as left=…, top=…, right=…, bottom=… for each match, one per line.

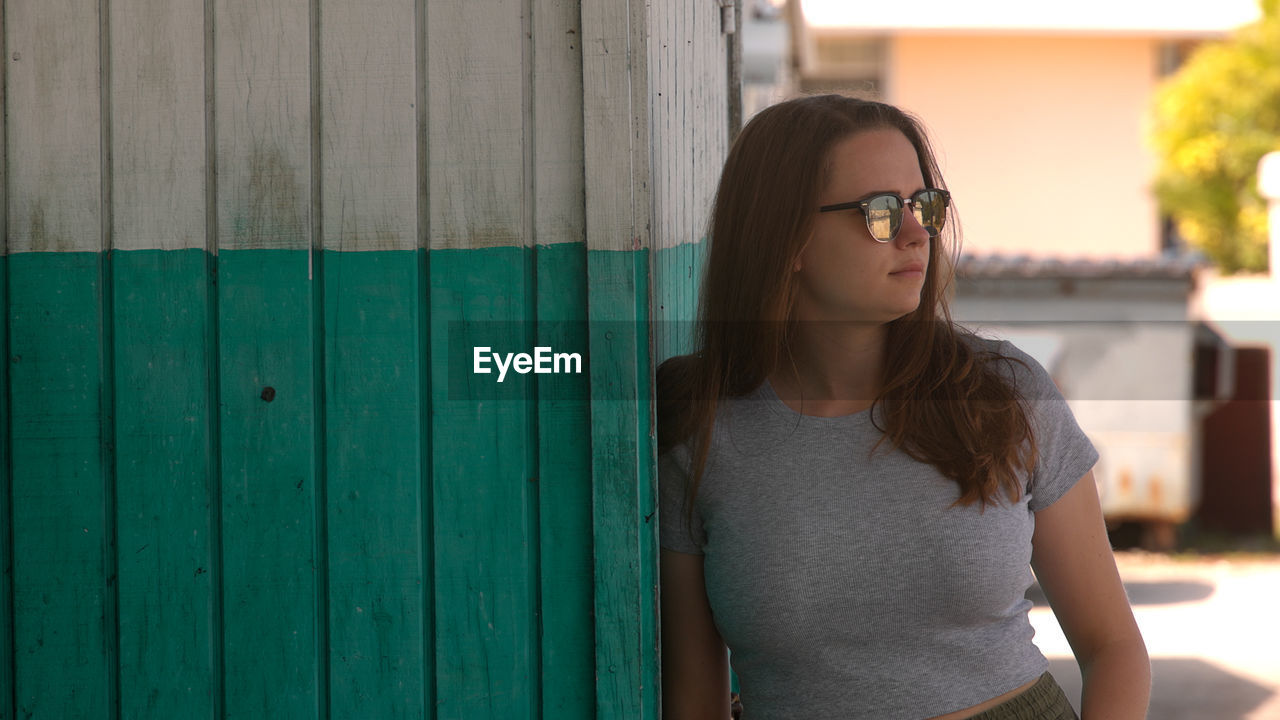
left=818, top=188, right=951, bottom=243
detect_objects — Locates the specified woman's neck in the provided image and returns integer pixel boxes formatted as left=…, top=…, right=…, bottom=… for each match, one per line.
left=768, top=322, right=886, bottom=415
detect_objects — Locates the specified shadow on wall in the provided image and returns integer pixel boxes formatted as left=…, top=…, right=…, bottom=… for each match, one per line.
left=1046, top=656, right=1274, bottom=720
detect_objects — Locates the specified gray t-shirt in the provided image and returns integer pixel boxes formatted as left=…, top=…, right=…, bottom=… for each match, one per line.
left=658, top=335, right=1099, bottom=719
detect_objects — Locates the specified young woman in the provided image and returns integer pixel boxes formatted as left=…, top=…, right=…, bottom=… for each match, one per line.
left=657, top=95, right=1150, bottom=719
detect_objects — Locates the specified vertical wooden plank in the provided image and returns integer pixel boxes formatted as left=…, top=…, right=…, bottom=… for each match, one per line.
left=425, top=1, right=524, bottom=252
left=645, top=3, right=731, bottom=696
left=649, top=0, right=680, bottom=364
left=213, top=0, right=320, bottom=717
left=532, top=0, right=594, bottom=717
left=0, top=0, right=6, bottom=250
left=650, top=0, right=727, bottom=363
left=0, top=243, right=11, bottom=720
left=322, top=250, right=423, bottom=718
left=106, top=1, right=215, bottom=717
left=110, top=251, right=215, bottom=719
left=320, top=0, right=416, bottom=254
left=583, top=249, right=655, bottom=720
left=7, top=255, right=110, bottom=719
left=319, top=1, right=423, bottom=717
left=533, top=246, right=594, bottom=719
left=5, top=2, right=111, bottom=718
left=217, top=252, right=320, bottom=720
left=580, top=0, right=650, bottom=255
left=5, top=0, right=102, bottom=255
left=215, top=1, right=311, bottom=251
left=428, top=250, right=538, bottom=719
left=414, top=1, right=434, bottom=715
left=0, top=7, right=13, bottom=716
left=110, top=0, right=205, bottom=252
left=580, top=0, right=655, bottom=717
left=0, top=251, right=11, bottom=720
left=635, top=252, right=658, bottom=720
left=532, top=0, right=586, bottom=249
left=425, top=0, right=542, bottom=717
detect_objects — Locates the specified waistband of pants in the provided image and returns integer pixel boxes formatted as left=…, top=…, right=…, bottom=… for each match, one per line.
left=965, top=672, right=1079, bottom=720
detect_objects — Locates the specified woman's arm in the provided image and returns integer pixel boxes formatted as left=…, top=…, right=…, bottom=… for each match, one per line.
left=1031, top=470, right=1151, bottom=720
left=660, top=548, right=731, bottom=719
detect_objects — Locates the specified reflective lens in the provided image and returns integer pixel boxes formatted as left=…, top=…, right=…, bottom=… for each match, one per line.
left=911, top=189, right=948, bottom=237
left=865, top=195, right=902, bottom=242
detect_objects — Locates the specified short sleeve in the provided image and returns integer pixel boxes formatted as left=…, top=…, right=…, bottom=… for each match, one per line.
left=992, top=339, right=1100, bottom=512
left=658, top=444, right=706, bottom=554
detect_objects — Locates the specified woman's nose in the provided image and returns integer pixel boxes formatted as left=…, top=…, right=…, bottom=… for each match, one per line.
left=895, top=208, right=930, bottom=247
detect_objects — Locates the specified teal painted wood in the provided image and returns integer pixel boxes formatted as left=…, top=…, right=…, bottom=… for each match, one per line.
left=0, top=255, right=13, bottom=720
left=532, top=243, right=595, bottom=718
left=428, top=247, right=538, bottom=719
left=7, top=253, right=112, bottom=718
left=586, top=248, right=658, bottom=720
left=417, top=249, right=436, bottom=720
left=3, top=241, right=668, bottom=717
left=633, top=252, right=660, bottom=720
left=112, top=250, right=217, bottom=717
left=216, top=250, right=320, bottom=719
left=652, top=240, right=706, bottom=364
left=323, top=250, right=426, bottom=719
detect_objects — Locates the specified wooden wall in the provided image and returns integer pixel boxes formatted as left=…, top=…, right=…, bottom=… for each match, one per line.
left=0, top=0, right=730, bottom=718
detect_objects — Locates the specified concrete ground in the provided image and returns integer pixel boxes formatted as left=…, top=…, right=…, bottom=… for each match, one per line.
left=1029, top=551, right=1280, bottom=719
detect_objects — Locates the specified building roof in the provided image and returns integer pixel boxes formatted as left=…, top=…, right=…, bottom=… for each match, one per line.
left=956, top=253, right=1205, bottom=279
left=800, top=0, right=1261, bottom=36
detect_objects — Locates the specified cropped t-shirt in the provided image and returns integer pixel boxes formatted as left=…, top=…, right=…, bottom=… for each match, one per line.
left=658, top=335, right=1099, bottom=719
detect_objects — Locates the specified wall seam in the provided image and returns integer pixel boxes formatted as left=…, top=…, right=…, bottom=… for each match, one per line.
left=202, top=0, right=226, bottom=716
left=0, top=0, right=15, bottom=713
left=414, top=0, right=436, bottom=717
left=98, top=0, right=121, bottom=716
left=521, top=0, right=543, bottom=716
left=309, top=0, right=331, bottom=716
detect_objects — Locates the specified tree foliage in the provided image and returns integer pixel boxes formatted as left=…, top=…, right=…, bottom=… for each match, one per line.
left=1148, top=0, right=1280, bottom=273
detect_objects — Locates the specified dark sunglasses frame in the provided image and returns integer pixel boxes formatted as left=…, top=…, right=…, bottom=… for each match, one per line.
left=818, top=188, right=951, bottom=243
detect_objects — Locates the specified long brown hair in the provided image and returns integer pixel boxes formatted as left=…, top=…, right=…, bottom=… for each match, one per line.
left=657, top=94, right=1039, bottom=521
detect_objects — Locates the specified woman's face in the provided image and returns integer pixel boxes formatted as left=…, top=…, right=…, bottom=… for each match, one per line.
left=792, top=127, right=932, bottom=326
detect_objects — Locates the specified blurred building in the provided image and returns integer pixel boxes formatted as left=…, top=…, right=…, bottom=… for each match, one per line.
left=789, top=0, right=1260, bottom=259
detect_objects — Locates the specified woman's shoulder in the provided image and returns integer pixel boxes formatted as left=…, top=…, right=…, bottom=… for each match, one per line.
left=955, top=329, right=1060, bottom=401
left=955, top=327, right=1012, bottom=356
left=656, top=353, right=769, bottom=456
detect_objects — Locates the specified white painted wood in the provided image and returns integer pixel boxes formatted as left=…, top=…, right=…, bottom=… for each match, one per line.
left=1, top=2, right=7, bottom=255
left=648, top=0, right=730, bottom=360
left=533, top=0, right=586, bottom=249
left=425, top=0, right=525, bottom=250
left=111, top=0, right=206, bottom=251
left=214, top=0, right=311, bottom=251
left=647, top=0, right=731, bottom=253
left=581, top=0, right=651, bottom=254
left=6, top=0, right=103, bottom=253
left=320, top=0, right=416, bottom=252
